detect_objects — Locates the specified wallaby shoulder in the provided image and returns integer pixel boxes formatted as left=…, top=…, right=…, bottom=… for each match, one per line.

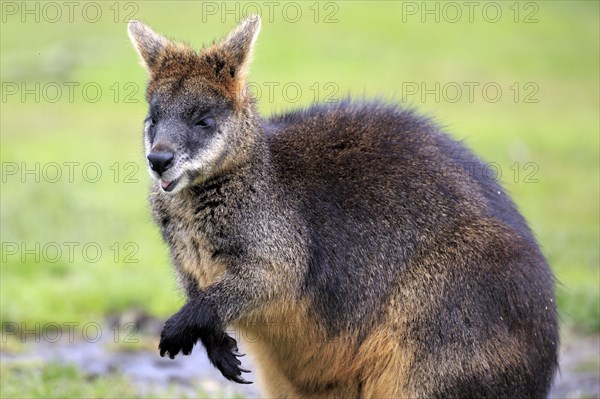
left=265, top=100, right=535, bottom=241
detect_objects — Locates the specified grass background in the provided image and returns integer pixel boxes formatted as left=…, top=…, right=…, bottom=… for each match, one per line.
left=1, top=0, right=598, bottom=345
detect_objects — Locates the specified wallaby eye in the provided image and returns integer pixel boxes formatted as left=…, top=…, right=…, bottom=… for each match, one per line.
left=147, top=115, right=157, bottom=126
left=195, top=117, right=215, bottom=128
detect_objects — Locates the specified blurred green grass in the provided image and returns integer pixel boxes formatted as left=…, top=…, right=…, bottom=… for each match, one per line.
left=1, top=1, right=598, bottom=334
left=1, top=362, right=139, bottom=398
left=0, top=361, right=213, bottom=398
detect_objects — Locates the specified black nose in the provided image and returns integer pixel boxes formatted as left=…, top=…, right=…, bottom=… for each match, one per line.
left=147, top=151, right=174, bottom=175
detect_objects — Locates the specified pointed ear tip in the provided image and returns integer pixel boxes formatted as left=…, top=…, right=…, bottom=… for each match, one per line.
left=247, top=14, right=261, bottom=22
left=245, top=14, right=262, bottom=29
left=127, top=20, right=142, bottom=35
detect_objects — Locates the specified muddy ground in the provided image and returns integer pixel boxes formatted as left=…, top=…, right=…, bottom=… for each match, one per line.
left=1, top=324, right=598, bottom=398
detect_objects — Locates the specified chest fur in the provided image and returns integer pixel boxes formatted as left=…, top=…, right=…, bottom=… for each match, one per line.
left=169, top=226, right=227, bottom=289
left=152, top=190, right=231, bottom=290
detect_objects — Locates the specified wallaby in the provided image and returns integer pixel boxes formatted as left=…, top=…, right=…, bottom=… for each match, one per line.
left=128, top=15, right=558, bottom=398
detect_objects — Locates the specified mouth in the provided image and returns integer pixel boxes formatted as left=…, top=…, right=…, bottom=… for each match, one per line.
left=160, top=177, right=180, bottom=192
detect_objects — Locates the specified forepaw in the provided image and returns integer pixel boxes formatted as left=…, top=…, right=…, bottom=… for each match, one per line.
left=158, top=312, right=198, bottom=359
left=204, top=332, right=252, bottom=384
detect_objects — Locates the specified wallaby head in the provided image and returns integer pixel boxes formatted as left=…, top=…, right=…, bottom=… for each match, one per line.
left=128, top=16, right=261, bottom=194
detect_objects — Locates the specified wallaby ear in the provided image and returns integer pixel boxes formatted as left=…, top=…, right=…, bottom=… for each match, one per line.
left=218, top=15, right=261, bottom=84
left=128, top=20, right=170, bottom=73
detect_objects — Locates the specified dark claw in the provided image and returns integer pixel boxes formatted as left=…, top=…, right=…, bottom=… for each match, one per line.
left=231, top=375, right=252, bottom=384
left=203, top=332, right=253, bottom=384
